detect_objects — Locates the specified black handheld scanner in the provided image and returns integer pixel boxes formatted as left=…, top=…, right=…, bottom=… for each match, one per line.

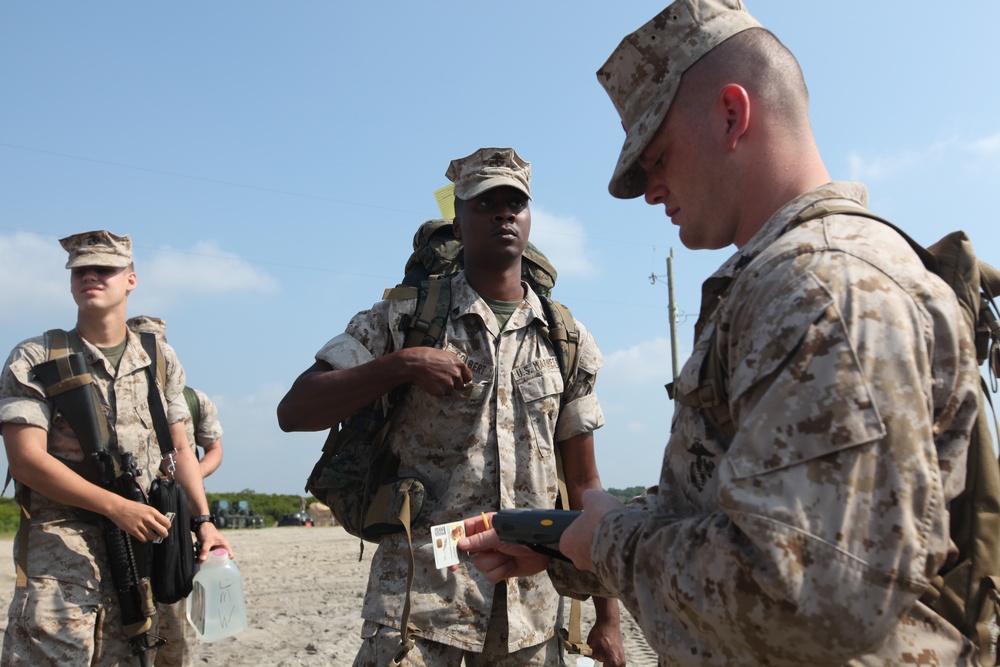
left=492, top=509, right=582, bottom=561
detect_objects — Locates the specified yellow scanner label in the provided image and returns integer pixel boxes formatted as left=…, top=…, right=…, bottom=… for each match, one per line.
left=541, top=519, right=554, bottom=527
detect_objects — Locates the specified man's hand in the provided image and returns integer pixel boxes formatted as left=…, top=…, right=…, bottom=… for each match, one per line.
left=403, top=347, right=473, bottom=398
left=560, top=489, right=625, bottom=571
left=454, top=512, right=551, bottom=583
left=195, top=522, right=234, bottom=560
left=588, top=605, right=627, bottom=667
left=108, top=495, right=171, bottom=543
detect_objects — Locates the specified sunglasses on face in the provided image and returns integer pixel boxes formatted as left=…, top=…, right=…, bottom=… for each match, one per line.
left=71, top=266, right=123, bottom=278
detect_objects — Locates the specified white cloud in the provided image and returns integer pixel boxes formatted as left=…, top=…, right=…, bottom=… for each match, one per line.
left=202, top=382, right=322, bottom=495
left=972, top=132, right=1000, bottom=156
left=601, top=336, right=674, bottom=385
left=140, top=241, right=280, bottom=306
left=527, top=206, right=596, bottom=278
left=0, top=232, right=70, bottom=329
left=847, top=133, right=1000, bottom=183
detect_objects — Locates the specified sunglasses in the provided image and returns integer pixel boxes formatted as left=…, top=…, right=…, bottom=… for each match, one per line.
left=71, top=266, right=123, bottom=278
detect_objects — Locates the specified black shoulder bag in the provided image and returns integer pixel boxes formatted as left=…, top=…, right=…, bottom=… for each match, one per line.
left=140, top=332, right=196, bottom=605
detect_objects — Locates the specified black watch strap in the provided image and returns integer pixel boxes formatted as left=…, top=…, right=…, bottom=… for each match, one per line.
left=191, top=514, right=216, bottom=530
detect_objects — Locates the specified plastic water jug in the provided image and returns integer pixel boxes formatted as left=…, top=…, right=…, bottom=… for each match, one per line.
left=186, top=548, right=248, bottom=641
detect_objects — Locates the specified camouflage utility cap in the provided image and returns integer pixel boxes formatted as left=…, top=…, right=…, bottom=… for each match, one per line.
left=126, top=315, right=167, bottom=339
left=60, top=229, right=133, bottom=269
left=446, top=147, right=531, bottom=201
left=597, top=0, right=761, bottom=199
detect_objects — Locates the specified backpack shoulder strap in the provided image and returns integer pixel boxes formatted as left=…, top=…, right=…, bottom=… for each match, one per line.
left=45, top=329, right=72, bottom=360
left=138, top=331, right=167, bottom=390
left=537, top=296, right=580, bottom=390
left=183, top=386, right=201, bottom=431
left=402, top=276, right=452, bottom=350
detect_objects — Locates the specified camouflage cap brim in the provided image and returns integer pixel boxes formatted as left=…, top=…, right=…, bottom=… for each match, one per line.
left=597, top=0, right=761, bottom=199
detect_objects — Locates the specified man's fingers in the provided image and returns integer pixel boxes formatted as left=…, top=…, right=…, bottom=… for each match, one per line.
left=458, top=527, right=501, bottom=553
left=472, top=552, right=517, bottom=584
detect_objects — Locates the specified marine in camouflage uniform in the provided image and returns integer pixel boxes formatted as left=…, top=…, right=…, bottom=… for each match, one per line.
left=279, top=149, right=624, bottom=666
left=549, top=182, right=980, bottom=664
left=0, top=231, right=232, bottom=666
left=460, top=1, right=982, bottom=664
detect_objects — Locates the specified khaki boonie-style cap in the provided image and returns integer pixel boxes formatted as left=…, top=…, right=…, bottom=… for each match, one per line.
left=60, top=229, right=133, bottom=269
left=597, top=0, right=761, bottom=199
left=445, top=147, right=532, bottom=201
left=126, top=315, right=167, bottom=339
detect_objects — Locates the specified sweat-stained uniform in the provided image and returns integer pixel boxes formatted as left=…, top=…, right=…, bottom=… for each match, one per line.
left=0, top=328, right=189, bottom=665
left=150, top=387, right=223, bottom=667
left=316, top=270, right=604, bottom=656
left=550, top=182, right=981, bottom=665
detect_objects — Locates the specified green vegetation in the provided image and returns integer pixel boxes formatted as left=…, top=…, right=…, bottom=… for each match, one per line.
left=0, top=498, right=19, bottom=535
left=0, top=491, right=318, bottom=535
left=606, top=486, right=647, bottom=503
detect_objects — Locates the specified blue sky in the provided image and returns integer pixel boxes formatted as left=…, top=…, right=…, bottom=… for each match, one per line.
left=2, top=1, right=998, bottom=496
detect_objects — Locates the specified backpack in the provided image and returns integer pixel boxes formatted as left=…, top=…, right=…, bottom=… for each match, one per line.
left=670, top=204, right=1000, bottom=664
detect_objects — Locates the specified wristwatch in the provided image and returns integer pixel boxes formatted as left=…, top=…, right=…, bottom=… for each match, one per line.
left=190, top=514, right=216, bottom=531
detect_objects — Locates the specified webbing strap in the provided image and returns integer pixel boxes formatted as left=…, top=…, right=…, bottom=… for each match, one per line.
left=390, top=493, right=418, bottom=666
left=567, top=598, right=587, bottom=650
left=139, top=332, right=175, bottom=460
left=14, top=485, right=30, bottom=587
left=404, top=278, right=447, bottom=348
left=11, top=329, right=92, bottom=587
left=553, top=444, right=590, bottom=656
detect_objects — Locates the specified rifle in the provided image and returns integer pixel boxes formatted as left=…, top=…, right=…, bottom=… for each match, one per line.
left=32, top=343, right=164, bottom=664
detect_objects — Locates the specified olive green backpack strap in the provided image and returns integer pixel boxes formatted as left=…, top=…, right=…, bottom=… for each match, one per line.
left=183, top=386, right=201, bottom=432
left=10, top=329, right=82, bottom=587
left=537, top=296, right=580, bottom=393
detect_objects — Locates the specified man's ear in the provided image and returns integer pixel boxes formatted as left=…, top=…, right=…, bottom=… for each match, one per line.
left=452, top=216, right=462, bottom=240
left=719, top=83, right=750, bottom=151
left=126, top=271, right=138, bottom=295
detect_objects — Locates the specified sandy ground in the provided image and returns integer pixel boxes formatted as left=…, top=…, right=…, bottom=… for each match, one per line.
left=0, top=526, right=659, bottom=666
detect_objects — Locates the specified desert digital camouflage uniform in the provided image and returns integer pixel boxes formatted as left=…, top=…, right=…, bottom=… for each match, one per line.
left=0, top=328, right=189, bottom=665
left=316, top=270, right=604, bottom=656
left=148, top=388, right=222, bottom=667
left=550, top=182, right=981, bottom=666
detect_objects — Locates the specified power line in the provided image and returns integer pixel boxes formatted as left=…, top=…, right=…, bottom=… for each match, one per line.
left=0, top=141, right=421, bottom=216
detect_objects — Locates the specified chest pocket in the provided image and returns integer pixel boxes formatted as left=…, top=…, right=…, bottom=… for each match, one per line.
left=514, top=369, right=564, bottom=459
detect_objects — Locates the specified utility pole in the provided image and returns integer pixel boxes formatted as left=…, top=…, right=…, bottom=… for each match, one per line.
left=651, top=248, right=682, bottom=381
left=667, top=248, right=680, bottom=381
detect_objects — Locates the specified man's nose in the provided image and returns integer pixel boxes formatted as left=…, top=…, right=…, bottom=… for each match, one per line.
left=644, top=176, right=667, bottom=206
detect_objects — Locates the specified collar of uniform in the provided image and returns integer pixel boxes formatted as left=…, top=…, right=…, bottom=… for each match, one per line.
left=450, top=270, right=547, bottom=332
left=707, top=181, right=870, bottom=285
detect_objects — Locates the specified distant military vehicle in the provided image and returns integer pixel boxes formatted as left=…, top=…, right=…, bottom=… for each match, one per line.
left=212, top=499, right=265, bottom=529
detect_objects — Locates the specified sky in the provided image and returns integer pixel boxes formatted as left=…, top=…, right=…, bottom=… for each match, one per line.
left=2, top=1, right=998, bottom=497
